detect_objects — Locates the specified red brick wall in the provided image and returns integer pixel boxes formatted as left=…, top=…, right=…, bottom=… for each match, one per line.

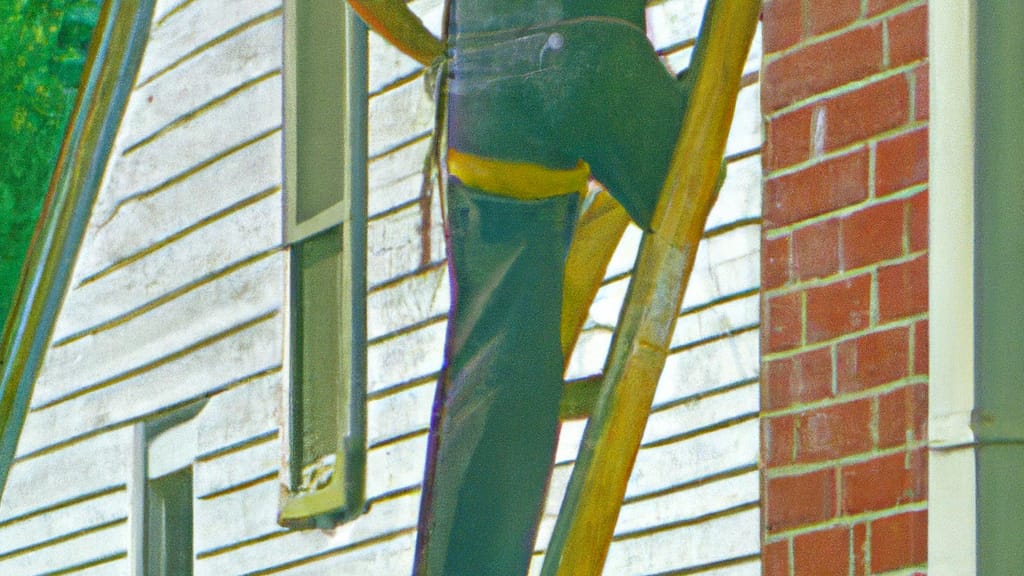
left=760, top=1, right=928, bottom=574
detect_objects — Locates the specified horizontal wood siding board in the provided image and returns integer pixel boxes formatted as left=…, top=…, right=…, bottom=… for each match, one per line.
left=0, top=489, right=127, bottom=557
left=18, top=318, right=282, bottom=457
left=65, top=132, right=282, bottom=299
left=366, top=320, right=446, bottom=395
left=367, top=264, right=448, bottom=341
left=602, top=508, right=761, bottom=575
left=94, top=73, right=282, bottom=223
left=35, top=227, right=283, bottom=408
left=366, top=382, right=433, bottom=447
left=654, top=329, right=761, bottom=407
left=367, top=137, right=432, bottom=218
left=0, top=521, right=128, bottom=576
left=195, top=435, right=279, bottom=499
left=120, top=14, right=282, bottom=148
left=257, top=529, right=416, bottom=575
left=194, top=476, right=284, bottom=553
left=136, top=0, right=280, bottom=87
left=367, top=78, right=435, bottom=158
left=194, top=492, right=419, bottom=575
left=624, top=420, right=761, bottom=501
left=1, top=427, right=133, bottom=522
left=707, top=153, right=763, bottom=231
left=195, top=373, right=282, bottom=456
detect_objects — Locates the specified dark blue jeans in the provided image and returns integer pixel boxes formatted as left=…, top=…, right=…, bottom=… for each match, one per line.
left=415, top=15, right=686, bottom=576
left=447, top=17, right=688, bottom=229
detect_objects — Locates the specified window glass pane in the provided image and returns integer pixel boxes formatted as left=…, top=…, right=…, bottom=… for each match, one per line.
left=292, top=226, right=345, bottom=489
left=146, top=467, right=193, bottom=576
left=295, top=0, right=347, bottom=224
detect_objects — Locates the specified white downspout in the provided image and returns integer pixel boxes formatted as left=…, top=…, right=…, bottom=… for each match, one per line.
left=927, top=2, right=977, bottom=574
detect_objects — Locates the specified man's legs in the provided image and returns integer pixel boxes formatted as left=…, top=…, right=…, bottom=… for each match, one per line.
left=414, top=182, right=577, bottom=575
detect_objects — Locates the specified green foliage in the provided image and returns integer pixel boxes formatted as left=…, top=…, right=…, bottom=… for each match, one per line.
left=0, top=0, right=99, bottom=323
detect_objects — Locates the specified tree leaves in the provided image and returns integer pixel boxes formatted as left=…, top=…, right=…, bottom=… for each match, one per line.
left=0, top=0, right=99, bottom=322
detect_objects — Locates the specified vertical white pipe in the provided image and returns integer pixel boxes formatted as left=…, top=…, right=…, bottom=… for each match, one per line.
left=928, top=2, right=977, bottom=574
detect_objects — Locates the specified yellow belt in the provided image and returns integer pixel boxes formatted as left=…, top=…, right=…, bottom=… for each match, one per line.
left=447, top=148, right=591, bottom=200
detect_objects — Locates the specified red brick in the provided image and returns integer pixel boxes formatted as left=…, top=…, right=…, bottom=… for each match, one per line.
left=764, top=415, right=796, bottom=467
left=763, top=538, right=791, bottom=576
left=764, top=148, right=869, bottom=229
left=878, top=254, right=928, bottom=321
left=836, top=327, right=910, bottom=394
left=764, top=24, right=884, bottom=111
left=841, top=199, right=905, bottom=270
left=793, top=219, right=840, bottom=280
left=766, top=291, right=804, bottom=352
left=765, top=107, right=812, bottom=170
left=824, top=75, right=910, bottom=151
left=763, top=0, right=803, bottom=53
left=888, top=5, right=928, bottom=67
left=868, top=0, right=909, bottom=17
left=805, top=274, right=871, bottom=344
left=808, top=0, right=862, bottom=36
left=876, top=127, right=928, bottom=196
left=853, top=522, right=868, bottom=575
left=841, top=449, right=927, bottom=514
left=796, top=399, right=873, bottom=462
left=913, top=319, right=928, bottom=375
left=793, top=525, right=850, bottom=575
left=915, top=65, right=929, bottom=120
left=908, top=189, right=928, bottom=252
left=793, top=347, right=835, bottom=402
left=764, top=234, right=792, bottom=290
left=878, top=383, right=928, bottom=448
left=870, top=510, right=928, bottom=572
left=764, top=357, right=795, bottom=411
left=766, top=468, right=837, bottom=532
left=765, top=347, right=833, bottom=410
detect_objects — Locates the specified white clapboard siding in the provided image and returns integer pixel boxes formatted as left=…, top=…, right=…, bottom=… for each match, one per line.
left=368, top=78, right=436, bottom=158
left=18, top=315, right=283, bottom=458
left=602, top=508, right=761, bottom=575
left=368, top=203, right=430, bottom=287
left=135, top=0, right=281, bottom=88
left=1, top=427, right=133, bottom=522
left=366, top=381, right=434, bottom=447
left=34, top=225, right=283, bottom=408
left=195, top=372, right=282, bottom=456
left=0, top=521, right=128, bottom=576
left=367, top=264, right=449, bottom=341
left=367, top=320, right=447, bottom=395
left=120, top=16, right=282, bottom=149
left=61, top=132, right=283, bottom=314
left=195, top=435, right=280, bottom=500
left=194, top=476, right=285, bottom=553
left=194, top=493, right=419, bottom=576
left=367, top=136, right=433, bottom=217
left=0, top=489, right=127, bottom=558
left=1, top=0, right=762, bottom=573
left=95, top=74, right=283, bottom=224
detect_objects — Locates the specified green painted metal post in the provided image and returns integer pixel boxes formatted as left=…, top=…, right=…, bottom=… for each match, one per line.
left=975, top=1, right=1024, bottom=572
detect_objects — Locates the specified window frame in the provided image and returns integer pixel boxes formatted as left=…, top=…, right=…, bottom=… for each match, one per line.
left=279, top=0, right=368, bottom=529
left=130, top=401, right=205, bottom=576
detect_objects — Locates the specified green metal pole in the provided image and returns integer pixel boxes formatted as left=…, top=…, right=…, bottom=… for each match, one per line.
left=975, top=1, right=1024, bottom=572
